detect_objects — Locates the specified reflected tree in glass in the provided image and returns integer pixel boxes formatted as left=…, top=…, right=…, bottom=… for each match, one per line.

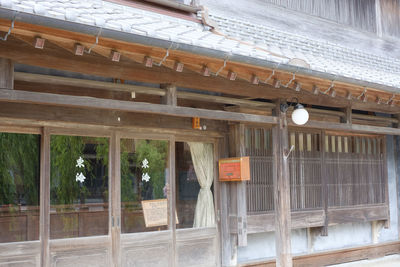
left=50, top=136, right=109, bottom=239
left=121, top=139, right=169, bottom=233
left=0, top=133, right=40, bottom=243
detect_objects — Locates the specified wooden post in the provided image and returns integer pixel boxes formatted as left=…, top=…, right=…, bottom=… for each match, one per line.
left=321, top=130, right=328, bottom=236
left=340, top=106, right=352, bottom=124
left=40, top=127, right=50, bottom=267
left=168, top=135, right=177, bottom=267
left=110, top=132, right=121, bottom=267
left=0, top=58, right=13, bottom=89
left=219, top=135, right=234, bottom=266
left=161, top=84, right=177, bottom=107
left=234, top=124, right=247, bottom=247
left=272, top=100, right=293, bottom=267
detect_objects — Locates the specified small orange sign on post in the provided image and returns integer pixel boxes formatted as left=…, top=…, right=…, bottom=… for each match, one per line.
left=219, top=157, right=250, bottom=182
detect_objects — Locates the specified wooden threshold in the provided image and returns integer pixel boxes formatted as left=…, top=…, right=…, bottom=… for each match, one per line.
left=239, top=241, right=400, bottom=267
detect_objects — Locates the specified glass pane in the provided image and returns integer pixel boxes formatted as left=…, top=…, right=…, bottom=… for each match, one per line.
left=0, top=133, right=40, bottom=243
left=121, top=139, right=169, bottom=233
left=176, top=142, right=215, bottom=229
left=50, top=135, right=109, bottom=239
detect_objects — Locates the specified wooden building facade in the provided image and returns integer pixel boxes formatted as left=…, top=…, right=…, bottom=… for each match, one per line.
left=0, top=1, right=400, bottom=267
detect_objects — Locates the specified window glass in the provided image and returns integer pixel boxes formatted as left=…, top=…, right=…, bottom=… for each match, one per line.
left=121, top=139, right=169, bottom=233
left=0, top=133, right=40, bottom=243
left=176, top=142, right=215, bottom=229
left=50, top=135, right=109, bottom=239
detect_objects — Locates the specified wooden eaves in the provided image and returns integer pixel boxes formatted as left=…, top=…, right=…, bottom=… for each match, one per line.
left=1, top=20, right=400, bottom=136
left=0, top=18, right=399, bottom=114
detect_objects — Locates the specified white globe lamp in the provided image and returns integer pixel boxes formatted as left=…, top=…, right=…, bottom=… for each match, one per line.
left=291, top=104, right=309, bottom=125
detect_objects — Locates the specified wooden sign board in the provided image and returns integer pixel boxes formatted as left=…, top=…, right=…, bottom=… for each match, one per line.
left=141, top=199, right=179, bottom=228
left=219, top=157, right=250, bottom=182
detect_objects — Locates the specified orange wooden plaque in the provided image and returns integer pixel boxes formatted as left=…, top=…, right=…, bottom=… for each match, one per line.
left=219, top=157, right=250, bottom=182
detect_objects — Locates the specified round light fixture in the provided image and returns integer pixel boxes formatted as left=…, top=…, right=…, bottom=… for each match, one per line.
left=291, top=104, right=309, bottom=125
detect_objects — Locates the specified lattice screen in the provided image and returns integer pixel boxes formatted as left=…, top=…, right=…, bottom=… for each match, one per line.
left=244, top=126, right=387, bottom=214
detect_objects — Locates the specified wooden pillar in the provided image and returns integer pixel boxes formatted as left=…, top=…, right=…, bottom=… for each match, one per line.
left=161, top=84, right=177, bottom=106
left=234, top=124, right=247, bottom=247
left=0, top=58, right=13, bottom=89
left=219, top=135, right=234, bottom=266
left=168, top=135, right=177, bottom=267
left=110, top=132, right=121, bottom=267
left=340, top=106, right=352, bottom=124
left=321, top=131, right=328, bottom=236
left=40, top=127, right=50, bottom=267
left=272, top=100, right=293, bottom=267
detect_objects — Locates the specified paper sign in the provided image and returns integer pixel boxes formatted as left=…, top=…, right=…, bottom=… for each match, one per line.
left=141, top=199, right=179, bottom=228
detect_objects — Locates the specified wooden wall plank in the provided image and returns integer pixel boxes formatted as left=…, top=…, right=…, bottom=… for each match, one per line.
left=0, top=58, right=13, bottom=89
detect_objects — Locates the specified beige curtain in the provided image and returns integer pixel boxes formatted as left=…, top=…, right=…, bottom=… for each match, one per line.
left=188, top=142, right=215, bottom=228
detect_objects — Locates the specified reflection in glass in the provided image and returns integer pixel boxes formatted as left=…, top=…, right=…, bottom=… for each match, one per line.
left=50, top=136, right=109, bottom=239
left=0, top=133, right=40, bottom=243
left=121, top=139, right=169, bottom=233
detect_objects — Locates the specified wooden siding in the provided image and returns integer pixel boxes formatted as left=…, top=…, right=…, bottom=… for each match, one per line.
left=262, top=0, right=377, bottom=34
left=380, top=0, right=400, bottom=38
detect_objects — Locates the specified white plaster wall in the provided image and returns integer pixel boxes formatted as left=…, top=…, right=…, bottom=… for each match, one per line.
left=238, top=229, right=308, bottom=263
left=312, top=222, right=372, bottom=252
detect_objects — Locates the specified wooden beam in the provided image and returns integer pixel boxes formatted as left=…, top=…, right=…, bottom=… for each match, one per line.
left=0, top=102, right=228, bottom=137
left=14, top=72, right=275, bottom=108
left=299, top=120, right=400, bottom=135
left=14, top=72, right=166, bottom=96
left=0, top=89, right=277, bottom=124
left=230, top=210, right=325, bottom=234
left=161, top=83, right=177, bottom=106
left=273, top=100, right=293, bottom=267
left=239, top=241, right=400, bottom=267
left=3, top=37, right=399, bottom=114
left=0, top=58, right=13, bottom=89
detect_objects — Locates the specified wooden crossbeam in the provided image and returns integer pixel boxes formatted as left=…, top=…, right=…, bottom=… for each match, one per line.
left=0, top=89, right=278, bottom=124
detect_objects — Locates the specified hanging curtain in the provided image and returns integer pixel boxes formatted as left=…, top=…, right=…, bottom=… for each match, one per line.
left=188, top=142, right=215, bottom=228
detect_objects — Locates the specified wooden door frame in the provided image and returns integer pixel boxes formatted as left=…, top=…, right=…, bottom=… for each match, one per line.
left=0, top=122, right=221, bottom=267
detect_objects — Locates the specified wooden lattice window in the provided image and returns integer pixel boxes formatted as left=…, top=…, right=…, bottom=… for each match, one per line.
left=245, top=127, right=274, bottom=214
left=325, top=133, right=386, bottom=207
left=244, top=126, right=387, bottom=215
left=288, top=130, right=323, bottom=211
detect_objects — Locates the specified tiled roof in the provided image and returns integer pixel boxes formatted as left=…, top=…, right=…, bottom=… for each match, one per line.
left=1, top=0, right=400, bottom=90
